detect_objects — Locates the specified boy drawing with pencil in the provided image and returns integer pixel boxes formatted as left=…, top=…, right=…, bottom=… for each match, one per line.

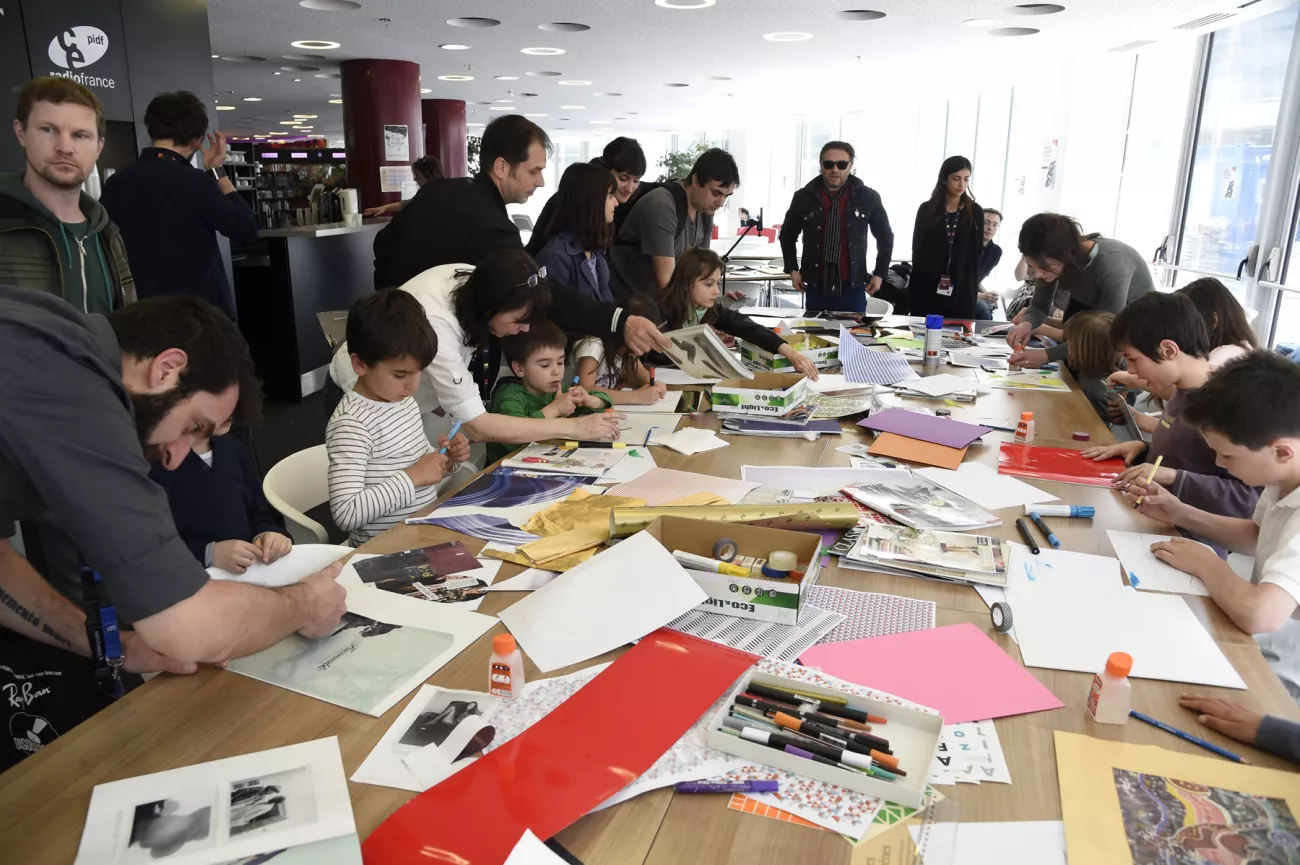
left=488, top=320, right=613, bottom=465
left=1127, top=351, right=1300, bottom=703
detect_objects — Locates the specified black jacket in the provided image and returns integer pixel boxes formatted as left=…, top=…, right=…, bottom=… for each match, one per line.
left=101, top=148, right=257, bottom=318
left=779, top=175, right=893, bottom=291
left=908, top=201, right=985, bottom=319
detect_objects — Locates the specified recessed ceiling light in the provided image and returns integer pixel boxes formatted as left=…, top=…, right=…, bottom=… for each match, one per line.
left=293, top=79, right=302, bottom=82
left=330, top=93, right=341, bottom=97
left=835, top=9, right=886, bottom=21
left=664, top=82, right=689, bottom=87
left=541, top=22, right=590, bottom=32
left=440, top=44, right=471, bottom=50
left=1009, top=3, right=1066, bottom=14
left=420, top=88, right=432, bottom=93
left=299, top=0, right=361, bottom=10
left=221, top=55, right=267, bottom=62
left=448, top=17, right=500, bottom=28
left=314, top=72, right=340, bottom=79
left=438, top=75, right=474, bottom=81
left=559, top=80, right=591, bottom=86
left=290, top=40, right=340, bottom=49
left=702, top=76, right=731, bottom=81
left=273, top=71, right=283, bottom=75
left=328, top=98, right=344, bottom=104
left=284, top=53, right=328, bottom=61
left=211, top=54, right=220, bottom=58
left=494, top=99, right=514, bottom=103
left=520, top=92, right=539, bottom=97
left=524, top=113, right=548, bottom=117
left=593, top=92, right=623, bottom=96
left=280, top=65, right=321, bottom=72
left=990, top=26, right=1040, bottom=35
left=468, top=122, right=486, bottom=127
left=526, top=71, right=562, bottom=77
left=489, top=106, right=513, bottom=111
left=495, top=75, right=520, bottom=80
left=242, top=97, right=263, bottom=102
left=964, top=18, right=1003, bottom=26
left=215, top=105, right=236, bottom=111
left=293, top=114, right=318, bottom=118
left=763, top=31, right=814, bottom=41
left=559, top=105, right=586, bottom=109
left=522, top=47, right=565, bottom=55
left=655, top=0, right=715, bottom=7
left=279, top=120, right=301, bottom=125
left=255, top=135, right=267, bottom=138
left=590, top=119, right=611, bottom=124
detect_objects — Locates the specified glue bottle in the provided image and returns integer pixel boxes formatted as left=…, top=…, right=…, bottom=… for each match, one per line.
left=923, top=314, right=943, bottom=371
left=1086, top=652, right=1133, bottom=724
left=1014, top=412, right=1035, bottom=443
left=489, top=633, right=524, bottom=699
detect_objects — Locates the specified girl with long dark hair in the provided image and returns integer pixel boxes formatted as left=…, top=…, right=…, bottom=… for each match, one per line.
left=908, top=156, right=984, bottom=319
left=535, top=163, right=618, bottom=302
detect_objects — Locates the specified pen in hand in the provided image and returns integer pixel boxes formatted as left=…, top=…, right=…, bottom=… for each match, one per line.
left=439, top=419, right=463, bottom=456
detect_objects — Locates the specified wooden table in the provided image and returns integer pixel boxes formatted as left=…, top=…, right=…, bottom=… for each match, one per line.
left=2, top=361, right=1296, bottom=864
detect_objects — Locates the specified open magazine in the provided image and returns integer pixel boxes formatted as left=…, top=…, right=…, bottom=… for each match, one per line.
left=659, top=325, right=753, bottom=381
left=845, top=524, right=1007, bottom=587
left=841, top=474, right=1001, bottom=531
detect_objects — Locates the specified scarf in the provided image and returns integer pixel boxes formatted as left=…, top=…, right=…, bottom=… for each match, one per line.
left=821, top=183, right=845, bottom=297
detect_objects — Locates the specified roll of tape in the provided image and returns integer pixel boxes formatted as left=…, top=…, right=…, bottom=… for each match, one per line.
left=768, top=550, right=798, bottom=572
left=1072, top=431, right=1090, bottom=441
left=712, top=537, right=738, bottom=562
left=990, top=601, right=1014, bottom=633
left=760, top=564, right=792, bottom=579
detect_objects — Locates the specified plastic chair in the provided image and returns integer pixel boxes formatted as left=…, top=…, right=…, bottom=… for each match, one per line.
left=263, top=445, right=330, bottom=544
left=866, top=297, right=894, bottom=316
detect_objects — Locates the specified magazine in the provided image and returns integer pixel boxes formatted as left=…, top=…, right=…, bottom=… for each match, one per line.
left=984, top=368, right=1071, bottom=392
left=846, top=524, right=1007, bottom=587
left=841, top=474, right=1001, bottom=531
left=350, top=542, right=481, bottom=596
left=659, top=325, right=754, bottom=381
left=500, top=443, right=627, bottom=477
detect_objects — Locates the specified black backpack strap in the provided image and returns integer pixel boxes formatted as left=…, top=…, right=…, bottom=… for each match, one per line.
left=664, top=180, right=689, bottom=236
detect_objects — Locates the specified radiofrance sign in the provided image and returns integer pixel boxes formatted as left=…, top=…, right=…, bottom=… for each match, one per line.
left=46, top=25, right=116, bottom=88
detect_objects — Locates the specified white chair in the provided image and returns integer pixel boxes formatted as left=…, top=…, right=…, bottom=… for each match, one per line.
left=866, top=297, right=894, bottom=316
left=263, top=445, right=330, bottom=544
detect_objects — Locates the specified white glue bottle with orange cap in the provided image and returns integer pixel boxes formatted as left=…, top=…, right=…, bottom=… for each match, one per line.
left=1086, top=652, right=1133, bottom=724
left=489, top=633, right=524, bottom=699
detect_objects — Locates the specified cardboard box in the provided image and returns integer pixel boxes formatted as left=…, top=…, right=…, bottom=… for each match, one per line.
left=706, top=670, right=943, bottom=808
left=740, top=333, right=840, bottom=371
left=709, top=372, right=809, bottom=418
left=641, top=516, right=821, bottom=625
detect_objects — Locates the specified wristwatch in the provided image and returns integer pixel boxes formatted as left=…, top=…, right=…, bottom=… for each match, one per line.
left=210, top=167, right=224, bottom=180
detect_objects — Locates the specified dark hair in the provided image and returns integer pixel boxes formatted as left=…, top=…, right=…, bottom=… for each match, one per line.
left=659, top=248, right=724, bottom=330
left=412, top=155, right=444, bottom=183
left=1018, top=213, right=1093, bottom=275
left=820, top=141, right=855, bottom=162
left=108, top=295, right=263, bottom=422
left=598, top=137, right=647, bottom=176
left=144, top=92, right=208, bottom=144
left=688, top=148, right=740, bottom=188
left=925, top=155, right=975, bottom=223
left=1110, top=291, right=1210, bottom=360
left=538, top=162, right=615, bottom=251
left=1182, top=351, right=1300, bottom=448
left=983, top=208, right=1003, bottom=220
left=346, top=289, right=437, bottom=368
left=502, top=319, right=568, bottom=370
left=479, top=115, right=553, bottom=174
left=451, top=249, right=552, bottom=348
left=1176, top=278, right=1259, bottom=352
left=16, top=76, right=105, bottom=137
left=572, top=293, right=662, bottom=386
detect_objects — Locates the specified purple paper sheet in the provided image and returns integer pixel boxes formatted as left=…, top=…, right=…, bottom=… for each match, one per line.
left=857, top=408, right=992, bottom=449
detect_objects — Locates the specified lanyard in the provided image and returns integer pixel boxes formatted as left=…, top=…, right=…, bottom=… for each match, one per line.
left=80, top=568, right=124, bottom=699
left=943, top=211, right=959, bottom=276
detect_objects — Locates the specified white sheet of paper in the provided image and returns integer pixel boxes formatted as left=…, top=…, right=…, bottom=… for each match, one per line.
left=486, top=567, right=559, bottom=592
left=617, top=412, right=683, bottom=446
left=617, top=391, right=683, bottom=413
left=1106, top=530, right=1212, bottom=596
left=950, top=352, right=1010, bottom=370
left=207, top=543, right=354, bottom=587
left=652, top=426, right=729, bottom=455
left=497, top=531, right=708, bottom=672
left=339, top=555, right=503, bottom=611
left=1008, top=581, right=1245, bottom=688
left=652, top=368, right=722, bottom=385
left=807, top=373, right=878, bottom=395
left=916, top=463, right=1058, bottom=511
left=505, top=830, right=569, bottom=865
left=979, top=542, right=1124, bottom=642
left=909, top=821, right=1066, bottom=865
left=741, top=464, right=911, bottom=495
left=895, top=373, right=976, bottom=396
left=593, top=447, right=657, bottom=485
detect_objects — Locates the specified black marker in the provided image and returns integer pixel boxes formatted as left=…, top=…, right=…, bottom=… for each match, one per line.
left=1016, top=517, right=1040, bottom=555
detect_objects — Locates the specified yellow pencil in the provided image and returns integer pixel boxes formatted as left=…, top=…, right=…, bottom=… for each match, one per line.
left=1133, top=455, right=1163, bottom=509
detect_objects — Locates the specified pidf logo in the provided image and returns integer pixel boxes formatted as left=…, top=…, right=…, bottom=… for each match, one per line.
left=48, top=26, right=109, bottom=70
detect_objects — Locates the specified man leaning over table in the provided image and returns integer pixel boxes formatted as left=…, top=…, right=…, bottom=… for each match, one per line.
left=0, top=287, right=346, bottom=771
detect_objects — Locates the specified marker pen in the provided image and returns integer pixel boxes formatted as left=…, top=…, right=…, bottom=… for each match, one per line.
left=674, top=780, right=779, bottom=794
left=746, top=681, right=881, bottom=724
left=735, top=695, right=877, bottom=738
left=1025, top=505, right=1095, bottom=519
left=673, top=550, right=749, bottom=577
left=772, top=713, right=900, bottom=771
left=1028, top=511, right=1061, bottom=548
left=739, top=727, right=885, bottom=773
left=438, top=419, right=463, bottom=456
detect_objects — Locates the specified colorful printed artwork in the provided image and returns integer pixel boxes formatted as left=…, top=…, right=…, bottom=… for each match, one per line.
left=440, top=468, right=595, bottom=509
left=1113, top=768, right=1300, bottom=864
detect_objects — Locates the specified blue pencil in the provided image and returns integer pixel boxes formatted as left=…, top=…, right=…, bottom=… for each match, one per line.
left=1129, top=710, right=1248, bottom=763
left=439, top=419, right=464, bottom=455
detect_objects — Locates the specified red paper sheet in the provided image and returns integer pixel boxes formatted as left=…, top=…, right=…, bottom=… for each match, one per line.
left=362, top=629, right=757, bottom=864
left=799, top=622, right=1064, bottom=724
left=997, top=443, right=1124, bottom=487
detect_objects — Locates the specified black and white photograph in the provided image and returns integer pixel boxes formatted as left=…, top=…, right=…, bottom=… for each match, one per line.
left=382, top=124, right=408, bottom=161
left=660, top=325, right=753, bottom=380
left=396, top=688, right=500, bottom=752
left=124, top=788, right=217, bottom=862
left=227, top=767, right=317, bottom=840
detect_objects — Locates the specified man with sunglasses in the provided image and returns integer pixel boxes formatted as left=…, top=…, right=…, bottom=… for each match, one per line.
left=779, top=141, right=893, bottom=314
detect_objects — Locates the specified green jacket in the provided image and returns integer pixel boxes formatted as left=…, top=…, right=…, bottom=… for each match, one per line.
left=0, top=172, right=134, bottom=313
left=486, top=379, right=613, bottom=464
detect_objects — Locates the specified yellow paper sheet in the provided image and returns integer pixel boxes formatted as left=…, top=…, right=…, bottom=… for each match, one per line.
left=480, top=546, right=597, bottom=572
left=521, top=490, right=647, bottom=537
left=519, top=523, right=610, bottom=565
left=1055, top=730, right=1300, bottom=865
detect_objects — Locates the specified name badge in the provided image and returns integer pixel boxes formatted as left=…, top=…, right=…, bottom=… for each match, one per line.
left=937, top=275, right=954, bottom=297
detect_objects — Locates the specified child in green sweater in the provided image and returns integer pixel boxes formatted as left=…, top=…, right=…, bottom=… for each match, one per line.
left=487, top=320, right=614, bottom=464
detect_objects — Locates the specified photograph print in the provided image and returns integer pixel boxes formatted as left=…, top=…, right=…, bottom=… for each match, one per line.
left=124, top=787, right=217, bottom=862
left=351, top=542, right=481, bottom=594
left=395, top=688, right=501, bottom=755
left=660, top=325, right=751, bottom=380
left=227, top=767, right=318, bottom=841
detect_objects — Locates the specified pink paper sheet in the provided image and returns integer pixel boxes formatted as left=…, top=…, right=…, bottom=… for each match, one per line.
left=798, top=622, right=1063, bottom=724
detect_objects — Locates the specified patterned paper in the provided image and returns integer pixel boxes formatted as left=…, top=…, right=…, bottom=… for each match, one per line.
left=730, top=786, right=945, bottom=845
left=664, top=605, right=847, bottom=663
left=405, top=514, right=539, bottom=546
left=605, top=467, right=758, bottom=505
left=729, top=792, right=829, bottom=828
left=806, top=585, right=937, bottom=644
left=839, top=326, right=920, bottom=386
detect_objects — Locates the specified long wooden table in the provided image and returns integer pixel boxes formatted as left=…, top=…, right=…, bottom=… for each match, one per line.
left=2, top=359, right=1297, bottom=864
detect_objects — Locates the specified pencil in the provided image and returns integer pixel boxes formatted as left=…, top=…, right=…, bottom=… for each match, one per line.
left=1129, top=710, right=1248, bottom=763
left=1133, top=455, right=1164, bottom=508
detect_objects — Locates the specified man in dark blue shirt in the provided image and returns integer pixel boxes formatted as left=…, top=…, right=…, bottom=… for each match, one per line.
left=975, top=208, right=1004, bottom=319
left=101, top=92, right=258, bottom=319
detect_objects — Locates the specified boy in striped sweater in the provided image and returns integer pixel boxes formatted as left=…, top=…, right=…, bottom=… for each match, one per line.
left=327, top=291, right=470, bottom=546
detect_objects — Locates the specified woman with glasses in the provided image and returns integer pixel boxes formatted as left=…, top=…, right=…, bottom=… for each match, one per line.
left=532, top=163, right=618, bottom=303
left=1003, top=212, right=1153, bottom=368
left=331, top=249, right=621, bottom=469
left=908, top=156, right=984, bottom=320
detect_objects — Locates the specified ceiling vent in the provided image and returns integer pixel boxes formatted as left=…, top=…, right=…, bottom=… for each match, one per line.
left=1174, top=12, right=1235, bottom=30
left=1109, top=39, right=1156, bottom=52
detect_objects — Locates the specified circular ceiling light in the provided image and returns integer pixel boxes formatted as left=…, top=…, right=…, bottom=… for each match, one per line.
left=293, top=78, right=302, bottom=82
left=448, top=17, right=500, bottom=27
left=539, top=22, right=590, bottom=32
left=527, top=71, right=563, bottom=77
left=495, top=75, right=520, bottom=80
left=438, top=74, right=474, bottom=81
left=489, top=106, right=513, bottom=111
left=211, top=54, right=219, bottom=58
left=522, top=47, right=565, bottom=55
left=221, top=55, right=266, bottom=62
left=520, top=92, right=539, bottom=96
left=279, top=120, right=301, bottom=125
left=763, top=31, right=814, bottom=41
left=835, top=9, right=886, bottom=20
left=215, top=105, right=236, bottom=111
left=524, top=113, right=548, bottom=117
left=964, top=18, right=1003, bottom=26
left=559, top=105, right=586, bottom=109
left=593, top=91, right=623, bottom=96
left=299, top=0, right=360, bottom=9
left=242, top=97, right=263, bottom=102
left=290, top=40, right=340, bottom=49
left=420, top=88, right=432, bottom=93
left=468, top=122, right=486, bottom=127
left=1009, top=3, right=1065, bottom=14
left=293, top=114, right=319, bottom=119
left=664, top=82, right=689, bottom=87
left=655, top=0, right=715, bottom=7
left=990, top=26, right=1040, bottom=35
left=440, top=44, right=471, bottom=50
left=283, top=52, right=327, bottom=61
left=494, top=98, right=514, bottom=103
left=328, top=98, right=344, bottom=103
left=314, top=72, right=340, bottom=78
left=559, top=79, right=592, bottom=85
left=280, top=65, right=321, bottom=71
left=273, top=71, right=283, bottom=75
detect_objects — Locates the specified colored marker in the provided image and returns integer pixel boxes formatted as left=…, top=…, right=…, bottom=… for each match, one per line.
left=1026, top=505, right=1095, bottom=518
left=673, top=550, right=749, bottom=578
left=1028, top=512, right=1061, bottom=549
left=1016, top=517, right=1040, bottom=555
left=738, top=727, right=892, bottom=775
left=674, top=780, right=779, bottom=794
left=561, top=441, right=626, bottom=449
left=438, top=419, right=463, bottom=456
left=1130, top=710, right=1248, bottom=764
left=771, top=713, right=900, bottom=772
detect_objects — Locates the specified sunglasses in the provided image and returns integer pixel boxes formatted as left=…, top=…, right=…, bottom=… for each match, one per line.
left=822, top=160, right=851, bottom=170
left=517, top=266, right=547, bottom=289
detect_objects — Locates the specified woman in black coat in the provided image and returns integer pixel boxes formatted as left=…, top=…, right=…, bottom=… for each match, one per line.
left=909, top=155, right=984, bottom=319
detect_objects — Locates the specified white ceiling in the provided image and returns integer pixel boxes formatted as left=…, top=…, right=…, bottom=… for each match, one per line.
left=207, top=0, right=1282, bottom=142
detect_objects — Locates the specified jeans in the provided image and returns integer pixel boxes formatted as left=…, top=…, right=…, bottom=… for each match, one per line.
left=803, top=280, right=866, bottom=314
left=975, top=299, right=995, bottom=320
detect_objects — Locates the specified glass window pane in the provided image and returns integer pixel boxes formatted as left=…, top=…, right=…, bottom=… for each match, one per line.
left=1178, top=4, right=1300, bottom=279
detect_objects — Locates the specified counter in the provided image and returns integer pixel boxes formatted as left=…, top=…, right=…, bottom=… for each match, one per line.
left=258, top=219, right=388, bottom=239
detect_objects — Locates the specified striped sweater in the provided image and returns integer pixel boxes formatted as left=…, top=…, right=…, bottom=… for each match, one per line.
left=326, top=390, right=439, bottom=546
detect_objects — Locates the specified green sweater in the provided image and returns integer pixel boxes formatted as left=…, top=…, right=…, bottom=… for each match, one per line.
left=486, top=379, right=613, bottom=464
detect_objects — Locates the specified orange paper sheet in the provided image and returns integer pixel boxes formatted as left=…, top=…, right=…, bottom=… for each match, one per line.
left=728, top=794, right=825, bottom=829
left=868, top=432, right=968, bottom=470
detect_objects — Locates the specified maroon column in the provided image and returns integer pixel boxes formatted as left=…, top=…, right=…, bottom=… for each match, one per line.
left=422, top=98, right=468, bottom=178
left=341, top=59, right=422, bottom=210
